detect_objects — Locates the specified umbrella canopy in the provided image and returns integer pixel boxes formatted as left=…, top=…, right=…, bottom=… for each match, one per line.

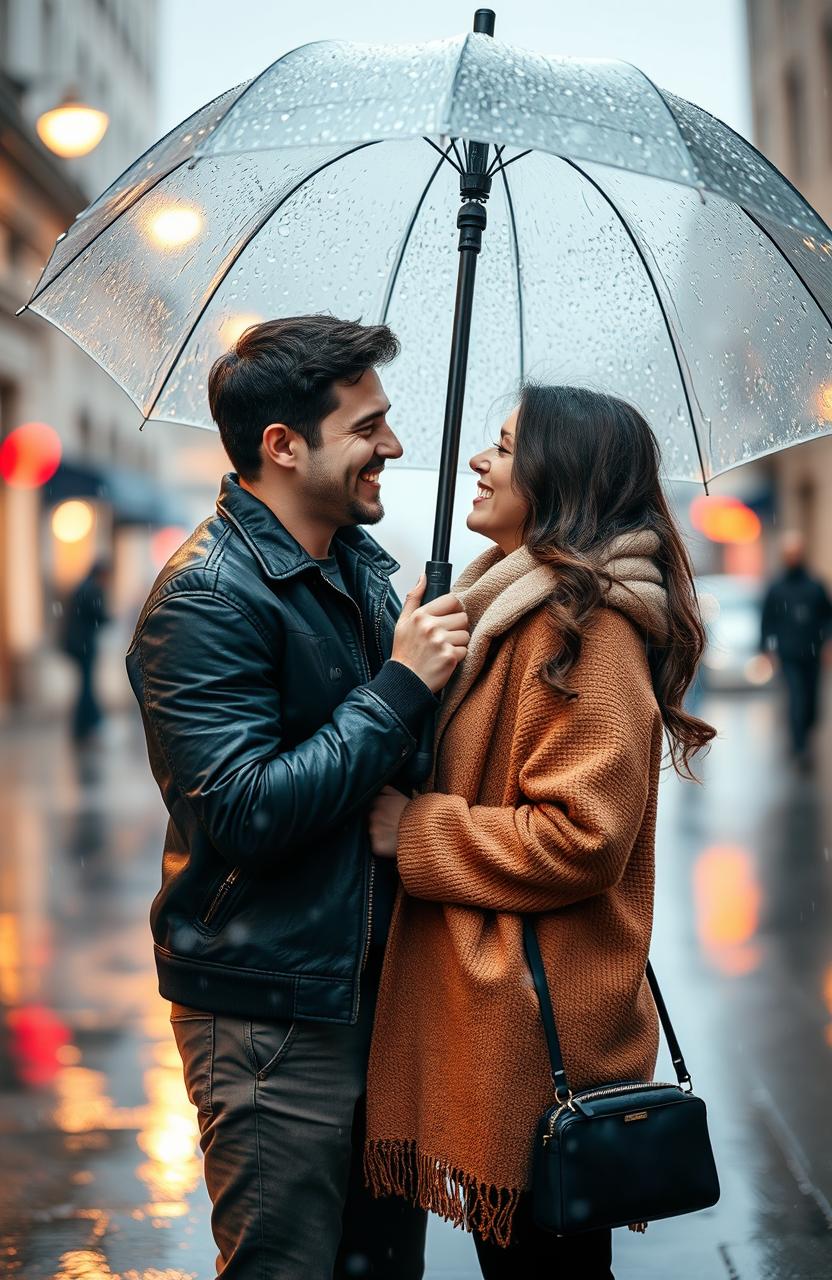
left=22, top=26, right=832, bottom=485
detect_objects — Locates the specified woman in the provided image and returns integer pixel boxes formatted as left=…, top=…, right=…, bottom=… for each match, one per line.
left=365, top=384, right=715, bottom=1278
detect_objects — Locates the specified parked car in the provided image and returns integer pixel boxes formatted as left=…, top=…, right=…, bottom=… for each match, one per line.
left=695, top=575, right=773, bottom=692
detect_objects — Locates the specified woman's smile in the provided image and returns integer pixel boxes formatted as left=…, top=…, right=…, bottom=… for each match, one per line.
left=467, top=408, right=529, bottom=553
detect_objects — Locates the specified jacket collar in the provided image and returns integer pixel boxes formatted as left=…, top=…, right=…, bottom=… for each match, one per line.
left=216, top=473, right=399, bottom=580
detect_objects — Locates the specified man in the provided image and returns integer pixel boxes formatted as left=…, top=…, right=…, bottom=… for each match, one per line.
left=126, top=315, right=470, bottom=1278
left=761, top=529, right=832, bottom=766
left=63, top=560, right=110, bottom=741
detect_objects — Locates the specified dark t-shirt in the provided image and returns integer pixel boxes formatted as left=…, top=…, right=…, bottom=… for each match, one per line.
left=314, top=554, right=348, bottom=596
left=315, top=550, right=397, bottom=947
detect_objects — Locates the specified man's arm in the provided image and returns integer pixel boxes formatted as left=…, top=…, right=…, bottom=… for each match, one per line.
left=760, top=584, right=777, bottom=653
left=130, top=591, right=436, bottom=870
left=819, top=580, right=832, bottom=641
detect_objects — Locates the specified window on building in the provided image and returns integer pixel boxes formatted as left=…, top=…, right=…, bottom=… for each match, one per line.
left=0, top=0, right=10, bottom=64
left=747, top=1, right=765, bottom=56
left=41, top=0, right=57, bottom=75
left=796, top=477, right=817, bottom=561
left=779, top=0, right=802, bottom=33
left=783, top=64, right=807, bottom=182
left=77, top=42, right=89, bottom=90
left=78, top=410, right=93, bottom=455
left=0, top=382, right=17, bottom=442
left=824, top=24, right=832, bottom=161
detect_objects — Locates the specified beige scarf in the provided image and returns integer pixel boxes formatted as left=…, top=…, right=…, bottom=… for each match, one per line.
left=434, top=529, right=668, bottom=757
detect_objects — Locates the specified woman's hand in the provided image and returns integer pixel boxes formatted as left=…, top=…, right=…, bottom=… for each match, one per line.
left=368, top=786, right=411, bottom=858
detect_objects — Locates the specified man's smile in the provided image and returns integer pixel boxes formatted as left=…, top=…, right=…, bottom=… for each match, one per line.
left=358, top=464, right=384, bottom=492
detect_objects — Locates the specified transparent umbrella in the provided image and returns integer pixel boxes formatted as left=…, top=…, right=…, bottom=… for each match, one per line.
left=22, top=8, right=832, bottom=568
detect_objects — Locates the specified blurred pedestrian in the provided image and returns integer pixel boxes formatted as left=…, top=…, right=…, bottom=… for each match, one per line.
left=62, top=561, right=111, bottom=742
left=761, top=531, right=832, bottom=766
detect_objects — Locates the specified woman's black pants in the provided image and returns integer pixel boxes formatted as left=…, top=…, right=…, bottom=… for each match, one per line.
left=472, top=1194, right=614, bottom=1279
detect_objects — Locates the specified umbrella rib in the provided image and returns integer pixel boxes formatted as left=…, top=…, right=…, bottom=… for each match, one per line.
left=665, top=92, right=832, bottom=244
left=489, top=150, right=533, bottom=176
left=563, top=158, right=710, bottom=491
left=381, top=146, right=453, bottom=325
left=25, top=81, right=264, bottom=310
left=26, top=152, right=198, bottom=308
left=486, top=144, right=506, bottom=177
left=141, top=141, right=381, bottom=424
left=620, top=63, right=701, bottom=188
left=27, top=42, right=333, bottom=312
left=192, top=40, right=343, bottom=161
left=497, top=163, right=526, bottom=381
left=423, top=136, right=463, bottom=174
left=740, top=208, right=832, bottom=332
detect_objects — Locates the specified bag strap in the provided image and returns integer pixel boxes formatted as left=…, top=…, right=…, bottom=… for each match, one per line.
left=521, top=916, right=692, bottom=1098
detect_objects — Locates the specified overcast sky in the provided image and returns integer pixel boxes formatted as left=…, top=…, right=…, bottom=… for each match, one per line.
left=158, top=0, right=751, bottom=138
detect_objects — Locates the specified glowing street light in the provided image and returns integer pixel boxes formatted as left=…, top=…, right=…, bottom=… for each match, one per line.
left=148, top=206, right=203, bottom=249
left=815, top=382, right=832, bottom=421
left=218, top=313, right=263, bottom=349
left=51, top=500, right=95, bottom=544
left=36, top=97, right=109, bottom=158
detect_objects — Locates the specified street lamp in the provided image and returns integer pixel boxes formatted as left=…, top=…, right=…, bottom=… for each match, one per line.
left=36, top=93, right=108, bottom=159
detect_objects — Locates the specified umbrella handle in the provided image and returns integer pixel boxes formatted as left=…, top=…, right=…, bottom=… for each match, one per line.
left=401, top=559, right=452, bottom=786
left=424, top=559, right=453, bottom=606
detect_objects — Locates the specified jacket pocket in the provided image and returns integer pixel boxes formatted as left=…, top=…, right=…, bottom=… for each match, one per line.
left=246, top=1018, right=299, bottom=1081
left=196, top=867, right=246, bottom=932
left=170, top=1012, right=214, bottom=1118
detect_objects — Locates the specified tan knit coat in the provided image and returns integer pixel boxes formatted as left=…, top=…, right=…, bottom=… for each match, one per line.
left=365, top=533, right=667, bottom=1245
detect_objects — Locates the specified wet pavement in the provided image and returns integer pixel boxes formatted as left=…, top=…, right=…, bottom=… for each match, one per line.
left=0, top=681, right=831, bottom=1279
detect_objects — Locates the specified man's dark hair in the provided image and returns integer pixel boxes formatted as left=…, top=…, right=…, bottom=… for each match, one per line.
left=208, top=314, right=400, bottom=480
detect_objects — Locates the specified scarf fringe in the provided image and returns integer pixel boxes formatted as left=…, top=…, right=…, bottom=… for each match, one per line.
left=364, top=1138, right=522, bottom=1248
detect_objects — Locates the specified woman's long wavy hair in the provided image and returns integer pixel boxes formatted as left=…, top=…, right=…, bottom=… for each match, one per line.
left=512, top=383, right=715, bottom=778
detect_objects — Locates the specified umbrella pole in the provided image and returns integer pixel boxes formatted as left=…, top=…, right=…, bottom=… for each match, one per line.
left=426, top=199, right=488, bottom=589
left=411, top=7, right=496, bottom=780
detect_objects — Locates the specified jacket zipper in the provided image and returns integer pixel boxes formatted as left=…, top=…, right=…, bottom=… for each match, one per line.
left=373, top=577, right=390, bottom=670
left=545, top=1081, right=679, bottom=1142
left=201, top=867, right=242, bottom=927
left=316, top=567, right=379, bottom=1003
left=359, top=578, right=392, bottom=975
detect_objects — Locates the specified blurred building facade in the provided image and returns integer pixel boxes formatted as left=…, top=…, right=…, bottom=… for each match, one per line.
left=746, top=0, right=832, bottom=579
left=0, top=0, right=225, bottom=716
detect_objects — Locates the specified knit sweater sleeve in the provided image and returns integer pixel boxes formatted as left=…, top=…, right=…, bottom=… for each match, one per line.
left=395, top=629, right=660, bottom=912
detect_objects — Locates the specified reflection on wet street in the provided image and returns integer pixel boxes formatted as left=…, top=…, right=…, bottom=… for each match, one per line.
left=1, top=687, right=831, bottom=1279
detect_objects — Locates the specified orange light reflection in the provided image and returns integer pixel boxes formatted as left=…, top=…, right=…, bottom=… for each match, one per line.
left=689, top=495, right=761, bottom=545
left=136, top=1046, right=201, bottom=1211
left=693, top=844, right=762, bottom=975
left=823, top=965, right=832, bottom=1050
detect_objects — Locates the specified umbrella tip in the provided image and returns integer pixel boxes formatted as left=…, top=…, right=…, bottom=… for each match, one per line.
left=473, top=9, right=495, bottom=35
left=15, top=305, right=26, bottom=317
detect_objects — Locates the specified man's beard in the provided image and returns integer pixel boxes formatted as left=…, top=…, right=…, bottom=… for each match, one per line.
left=306, top=455, right=385, bottom=527
left=346, top=497, right=384, bottom=526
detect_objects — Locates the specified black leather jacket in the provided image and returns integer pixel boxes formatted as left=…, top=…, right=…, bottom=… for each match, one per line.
left=126, top=474, right=436, bottom=1024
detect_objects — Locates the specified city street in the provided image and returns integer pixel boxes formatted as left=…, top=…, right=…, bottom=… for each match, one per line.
left=0, top=682, right=831, bottom=1279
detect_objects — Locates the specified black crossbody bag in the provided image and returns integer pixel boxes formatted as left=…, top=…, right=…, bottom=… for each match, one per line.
left=522, top=917, right=720, bottom=1236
